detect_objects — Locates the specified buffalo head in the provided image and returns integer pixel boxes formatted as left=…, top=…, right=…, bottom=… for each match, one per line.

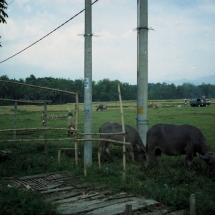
left=199, top=152, right=215, bottom=171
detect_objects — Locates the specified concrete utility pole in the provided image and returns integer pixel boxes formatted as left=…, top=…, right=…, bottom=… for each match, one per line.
left=84, top=0, right=93, bottom=167
left=137, top=0, right=148, bottom=146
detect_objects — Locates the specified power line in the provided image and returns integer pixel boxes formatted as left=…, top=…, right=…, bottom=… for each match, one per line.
left=8, top=0, right=15, bottom=5
left=0, top=0, right=99, bottom=64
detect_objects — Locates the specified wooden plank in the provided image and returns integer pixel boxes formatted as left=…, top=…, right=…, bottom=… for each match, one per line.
left=125, top=204, right=132, bottom=215
left=37, top=184, right=62, bottom=191
left=17, top=171, right=69, bottom=180
left=46, top=191, right=82, bottom=202
left=88, top=198, right=158, bottom=215
left=46, top=176, right=76, bottom=181
left=141, top=209, right=169, bottom=215
left=62, top=196, right=136, bottom=214
left=90, top=192, right=112, bottom=200
left=165, top=210, right=185, bottom=215
left=60, top=197, right=158, bottom=215
left=190, top=194, right=195, bottom=215
left=107, top=193, right=134, bottom=200
left=54, top=190, right=111, bottom=204
left=58, top=197, right=109, bottom=213
left=55, top=192, right=101, bottom=204
left=40, top=186, right=74, bottom=194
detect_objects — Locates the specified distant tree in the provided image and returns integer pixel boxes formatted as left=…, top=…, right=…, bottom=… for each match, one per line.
left=0, top=75, right=9, bottom=98
left=0, top=0, right=8, bottom=47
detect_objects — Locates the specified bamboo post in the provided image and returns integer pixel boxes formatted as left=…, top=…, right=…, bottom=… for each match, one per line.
left=98, top=152, right=101, bottom=170
left=75, top=141, right=78, bottom=166
left=84, top=159, right=87, bottom=176
left=13, top=101, right=17, bottom=140
left=75, top=92, right=79, bottom=130
left=190, top=194, right=196, bottom=215
left=43, top=103, right=47, bottom=153
left=58, top=149, right=61, bottom=164
left=75, top=93, right=79, bottom=167
left=118, top=83, right=126, bottom=180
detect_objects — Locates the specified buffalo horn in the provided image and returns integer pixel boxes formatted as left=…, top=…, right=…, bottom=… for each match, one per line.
left=199, top=151, right=214, bottom=160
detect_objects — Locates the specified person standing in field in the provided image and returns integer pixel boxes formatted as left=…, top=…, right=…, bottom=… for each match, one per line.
left=67, top=112, right=75, bottom=136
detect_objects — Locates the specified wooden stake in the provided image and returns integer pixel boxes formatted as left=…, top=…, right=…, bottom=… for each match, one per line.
left=75, top=141, right=78, bottom=166
left=98, top=152, right=101, bottom=170
left=84, top=159, right=87, bottom=177
left=125, top=204, right=132, bottom=215
left=118, top=83, right=126, bottom=180
left=13, top=101, right=17, bottom=140
left=75, top=93, right=79, bottom=130
left=43, top=103, right=47, bottom=153
left=58, top=149, right=61, bottom=164
left=190, top=194, right=196, bottom=215
left=123, top=144, right=126, bottom=179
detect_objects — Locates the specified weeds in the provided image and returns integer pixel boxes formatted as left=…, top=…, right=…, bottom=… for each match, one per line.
left=0, top=185, right=59, bottom=215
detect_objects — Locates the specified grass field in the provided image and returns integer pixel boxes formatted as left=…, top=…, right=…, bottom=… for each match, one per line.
left=0, top=99, right=215, bottom=214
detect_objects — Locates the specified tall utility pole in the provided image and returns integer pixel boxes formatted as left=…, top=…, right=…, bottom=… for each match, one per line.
left=84, top=0, right=92, bottom=167
left=137, top=0, right=148, bottom=146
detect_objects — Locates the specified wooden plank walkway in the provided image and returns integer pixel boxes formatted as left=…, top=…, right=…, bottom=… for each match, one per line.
left=6, top=172, right=185, bottom=215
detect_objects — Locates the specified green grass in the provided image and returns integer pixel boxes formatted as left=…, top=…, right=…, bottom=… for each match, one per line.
left=0, top=100, right=215, bottom=214
left=0, top=185, right=59, bottom=215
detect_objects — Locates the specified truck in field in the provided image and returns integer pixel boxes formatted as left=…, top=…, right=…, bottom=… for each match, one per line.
left=189, top=98, right=210, bottom=107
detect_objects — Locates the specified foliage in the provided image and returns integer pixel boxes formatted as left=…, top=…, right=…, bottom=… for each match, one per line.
left=0, top=0, right=7, bottom=24
left=0, top=0, right=8, bottom=47
left=1, top=75, right=215, bottom=104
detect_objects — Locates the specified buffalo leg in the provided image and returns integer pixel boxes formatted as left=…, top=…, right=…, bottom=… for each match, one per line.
left=104, top=142, right=111, bottom=156
left=155, top=149, right=163, bottom=168
left=184, top=146, right=193, bottom=167
left=98, top=141, right=105, bottom=156
left=127, top=145, right=135, bottom=162
left=144, top=155, right=150, bottom=168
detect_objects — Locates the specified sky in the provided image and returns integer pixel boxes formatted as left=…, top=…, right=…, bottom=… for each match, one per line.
left=1, top=0, right=215, bottom=85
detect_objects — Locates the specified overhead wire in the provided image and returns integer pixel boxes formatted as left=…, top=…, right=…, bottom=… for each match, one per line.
left=0, top=0, right=99, bottom=64
left=8, top=0, right=15, bottom=5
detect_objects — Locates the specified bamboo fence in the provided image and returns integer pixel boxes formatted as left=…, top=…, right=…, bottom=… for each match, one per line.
left=0, top=81, right=129, bottom=177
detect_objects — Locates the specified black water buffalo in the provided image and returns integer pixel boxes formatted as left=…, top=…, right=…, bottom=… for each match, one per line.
left=96, top=104, right=107, bottom=111
left=98, top=122, right=146, bottom=161
left=144, top=123, right=215, bottom=171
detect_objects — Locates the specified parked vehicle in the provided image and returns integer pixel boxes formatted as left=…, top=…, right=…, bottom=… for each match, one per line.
left=189, top=98, right=210, bottom=107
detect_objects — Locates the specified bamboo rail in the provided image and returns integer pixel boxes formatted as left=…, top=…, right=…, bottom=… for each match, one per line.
left=0, top=80, right=76, bottom=95
left=0, top=128, right=79, bottom=132
left=0, top=138, right=130, bottom=145
left=0, top=128, right=125, bottom=135
left=75, top=138, right=130, bottom=145
left=0, top=98, right=53, bottom=104
left=0, top=138, right=74, bottom=142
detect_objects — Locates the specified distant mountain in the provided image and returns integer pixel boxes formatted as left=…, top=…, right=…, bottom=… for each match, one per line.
left=165, top=75, right=215, bottom=86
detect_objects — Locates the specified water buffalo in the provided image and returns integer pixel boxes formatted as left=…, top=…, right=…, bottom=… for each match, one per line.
left=96, top=104, right=107, bottom=111
left=144, top=123, right=215, bottom=171
left=98, top=122, right=146, bottom=161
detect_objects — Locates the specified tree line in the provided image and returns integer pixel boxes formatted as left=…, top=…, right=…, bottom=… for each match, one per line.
left=0, top=75, right=214, bottom=105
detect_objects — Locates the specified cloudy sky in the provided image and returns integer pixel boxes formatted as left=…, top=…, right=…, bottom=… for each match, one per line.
left=1, top=0, right=215, bottom=85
